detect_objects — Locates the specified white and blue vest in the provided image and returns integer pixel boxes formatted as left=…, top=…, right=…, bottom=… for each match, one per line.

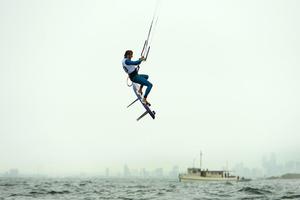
left=122, top=58, right=137, bottom=74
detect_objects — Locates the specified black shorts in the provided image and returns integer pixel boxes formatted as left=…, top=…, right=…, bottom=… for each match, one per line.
left=129, top=69, right=138, bottom=81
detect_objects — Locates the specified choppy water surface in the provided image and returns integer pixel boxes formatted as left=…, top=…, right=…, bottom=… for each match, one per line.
left=0, top=177, right=300, bottom=200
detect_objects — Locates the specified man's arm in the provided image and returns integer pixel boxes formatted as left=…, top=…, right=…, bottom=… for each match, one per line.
left=125, top=59, right=142, bottom=66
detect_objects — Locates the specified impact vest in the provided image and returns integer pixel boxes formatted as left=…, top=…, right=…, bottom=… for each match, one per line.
left=122, top=58, right=136, bottom=74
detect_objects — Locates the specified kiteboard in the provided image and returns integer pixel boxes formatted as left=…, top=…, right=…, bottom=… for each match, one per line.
left=127, top=83, right=155, bottom=121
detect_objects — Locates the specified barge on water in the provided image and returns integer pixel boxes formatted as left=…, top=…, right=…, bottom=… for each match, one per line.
left=179, top=151, right=240, bottom=182
left=179, top=168, right=239, bottom=182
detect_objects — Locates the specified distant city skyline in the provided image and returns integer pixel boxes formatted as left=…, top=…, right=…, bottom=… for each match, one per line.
left=1, top=153, right=299, bottom=178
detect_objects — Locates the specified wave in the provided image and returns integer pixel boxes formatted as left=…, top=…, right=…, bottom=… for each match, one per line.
left=280, top=194, right=300, bottom=199
left=0, top=183, right=16, bottom=187
left=29, top=190, right=71, bottom=195
left=238, top=186, right=272, bottom=195
left=48, top=190, right=71, bottom=195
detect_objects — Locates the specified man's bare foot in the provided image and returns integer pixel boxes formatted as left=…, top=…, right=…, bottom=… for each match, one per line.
left=138, top=87, right=143, bottom=96
left=138, top=90, right=143, bottom=96
left=142, top=98, right=151, bottom=106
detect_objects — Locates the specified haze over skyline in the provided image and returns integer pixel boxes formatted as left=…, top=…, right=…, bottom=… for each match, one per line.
left=1, top=0, right=299, bottom=176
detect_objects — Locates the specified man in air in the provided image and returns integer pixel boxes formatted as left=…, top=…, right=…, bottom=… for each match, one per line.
left=122, top=50, right=153, bottom=105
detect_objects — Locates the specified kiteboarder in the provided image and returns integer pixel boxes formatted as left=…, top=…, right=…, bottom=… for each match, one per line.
left=122, top=50, right=153, bottom=105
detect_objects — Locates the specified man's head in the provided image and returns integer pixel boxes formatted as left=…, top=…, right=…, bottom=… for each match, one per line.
left=124, top=50, right=133, bottom=59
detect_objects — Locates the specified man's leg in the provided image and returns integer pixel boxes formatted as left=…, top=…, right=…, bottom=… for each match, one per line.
left=139, top=74, right=149, bottom=80
left=132, top=75, right=153, bottom=103
left=137, top=74, right=149, bottom=94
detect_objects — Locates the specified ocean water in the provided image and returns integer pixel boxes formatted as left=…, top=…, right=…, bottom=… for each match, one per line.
left=0, top=177, right=300, bottom=200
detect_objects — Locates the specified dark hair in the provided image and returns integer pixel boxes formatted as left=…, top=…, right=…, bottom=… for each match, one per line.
left=124, top=50, right=133, bottom=58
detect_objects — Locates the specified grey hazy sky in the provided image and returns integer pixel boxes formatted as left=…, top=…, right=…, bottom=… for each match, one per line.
left=0, top=0, right=299, bottom=175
